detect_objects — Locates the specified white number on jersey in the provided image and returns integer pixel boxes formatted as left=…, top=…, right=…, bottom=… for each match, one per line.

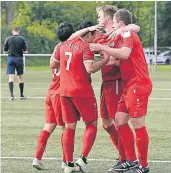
left=65, top=52, right=72, bottom=71
left=53, top=69, right=60, bottom=77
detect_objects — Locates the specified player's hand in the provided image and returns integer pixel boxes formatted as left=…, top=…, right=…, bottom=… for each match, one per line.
left=106, top=28, right=123, bottom=40
left=88, top=24, right=102, bottom=32
left=106, top=57, right=119, bottom=66
left=89, top=43, right=103, bottom=52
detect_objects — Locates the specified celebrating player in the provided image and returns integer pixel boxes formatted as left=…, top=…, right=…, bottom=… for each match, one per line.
left=32, top=22, right=75, bottom=171
left=53, top=21, right=110, bottom=173
left=71, top=5, right=140, bottom=170
left=90, top=9, right=152, bottom=173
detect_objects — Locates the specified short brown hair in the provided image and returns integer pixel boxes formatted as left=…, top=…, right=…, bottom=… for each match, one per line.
left=96, top=5, right=118, bottom=19
left=13, top=27, right=20, bottom=32
left=114, top=9, right=132, bottom=25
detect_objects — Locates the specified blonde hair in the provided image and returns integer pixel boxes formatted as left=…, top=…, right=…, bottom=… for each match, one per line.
left=96, top=5, right=118, bottom=19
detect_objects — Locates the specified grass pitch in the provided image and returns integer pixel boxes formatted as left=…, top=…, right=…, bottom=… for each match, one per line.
left=1, top=65, right=171, bottom=173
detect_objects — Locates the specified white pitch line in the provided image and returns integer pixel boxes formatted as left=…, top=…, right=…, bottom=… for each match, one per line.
left=1, top=81, right=171, bottom=85
left=1, top=87, right=171, bottom=91
left=1, top=97, right=171, bottom=100
left=1, top=157, right=171, bottom=163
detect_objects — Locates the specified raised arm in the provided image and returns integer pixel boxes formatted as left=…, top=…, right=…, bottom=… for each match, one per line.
left=68, top=25, right=100, bottom=40
left=107, top=24, right=140, bottom=40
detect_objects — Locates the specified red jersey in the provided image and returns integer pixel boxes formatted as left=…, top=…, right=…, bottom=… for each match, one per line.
left=48, top=44, right=60, bottom=94
left=94, top=32, right=121, bottom=81
left=57, top=37, right=95, bottom=97
left=117, top=31, right=152, bottom=89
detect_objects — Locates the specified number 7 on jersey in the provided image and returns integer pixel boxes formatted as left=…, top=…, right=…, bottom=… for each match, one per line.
left=65, top=52, right=72, bottom=71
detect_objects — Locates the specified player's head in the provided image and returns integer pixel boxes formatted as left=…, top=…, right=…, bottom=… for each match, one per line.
left=78, top=21, right=96, bottom=43
left=96, top=5, right=118, bottom=28
left=12, top=27, right=20, bottom=35
left=57, top=22, right=75, bottom=42
left=113, top=9, right=132, bottom=30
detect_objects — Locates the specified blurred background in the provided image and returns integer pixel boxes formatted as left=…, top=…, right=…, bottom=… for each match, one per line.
left=1, top=1, right=171, bottom=66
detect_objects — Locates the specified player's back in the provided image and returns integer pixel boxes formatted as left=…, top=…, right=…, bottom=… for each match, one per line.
left=60, top=37, right=94, bottom=97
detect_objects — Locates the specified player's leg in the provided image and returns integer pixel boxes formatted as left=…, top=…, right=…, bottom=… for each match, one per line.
left=129, top=87, right=152, bottom=173
left=52, top=94, right=66, bottom=169
left=60, top=96, right=80, bottom=173
left=101, top=81, right=122, bottom=152
left=16, top=58, right=26, bottom=99
left=6, top=56, right=15, bottom=100
left=73, top=96, right=98, bottom=173
left=33, top=94, right=57, bottom=170
left=113, top=97, right=138, bottom=172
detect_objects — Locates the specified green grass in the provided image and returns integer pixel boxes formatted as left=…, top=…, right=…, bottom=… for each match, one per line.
left=1, top=68, right=171, bottom=173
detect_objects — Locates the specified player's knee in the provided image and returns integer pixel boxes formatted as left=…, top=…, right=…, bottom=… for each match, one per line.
left=86, top=120, right=97, bottom=127
left=130, top=116, right=146, bottom=129
left=65, top=122, right=77, bottom=130
left=44, top=123, right=57, bottom=133
left=18, top=75, right=23, bottom=83
left=115, top=112, right=129, bottom=127
left=102, top=118, right=113, bottom=128
left=8, top=74, right=15, bottom=82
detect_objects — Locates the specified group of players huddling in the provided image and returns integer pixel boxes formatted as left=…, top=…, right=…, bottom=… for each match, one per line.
left=32, top=5, right=152, bottom=173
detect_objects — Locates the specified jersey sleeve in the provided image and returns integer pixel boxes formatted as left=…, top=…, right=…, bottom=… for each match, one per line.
left=51, top=43, right=61, bottom=62
left=120, top=31, right=133, bottom=50
left=83, top=44, right=94, bottom=63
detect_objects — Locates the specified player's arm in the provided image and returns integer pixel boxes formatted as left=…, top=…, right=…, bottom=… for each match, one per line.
left=84, top=58, right=109, bottom=73
left=90, top=43, right=131, bottom=60
left=107, top=24, right=140, bottom=40
left=90, top=33, right=133, bottom=60
left=23, top=38, right=28, bottom=54
left=3, top=38, right=9, bottom=53
left=68, top=25, right=100, bottom=40
left=50, top=44, right=60, bottom=69
left=50, top=56, right=60, bottom=69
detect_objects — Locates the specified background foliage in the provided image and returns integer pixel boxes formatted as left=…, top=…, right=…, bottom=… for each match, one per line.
left=1, top=1, right=171, bottom=54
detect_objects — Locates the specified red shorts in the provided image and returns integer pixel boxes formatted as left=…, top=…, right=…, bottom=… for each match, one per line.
left=60, top=96, right=98, bottom=124
left=45, top=94, right=64, bottom=126
left=100, top=80, right=122, bottom=119
left=117, top=87, right=152, bottom=117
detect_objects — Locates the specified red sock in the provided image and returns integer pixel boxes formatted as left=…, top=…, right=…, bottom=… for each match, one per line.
left=118, top=136, right=126, bottom=161
left=62, top=128, right=75, bottom=162
left=103, top=124, right=118, bottom=150
left=135, top=126, right=149, bottom=167
left=82, top=124, right=97, bottom=157
left=61, top=132, right=66, bottom=162
left=35, top=130, right=50, bottom=160
left=118, top=124, right=137, bottom=161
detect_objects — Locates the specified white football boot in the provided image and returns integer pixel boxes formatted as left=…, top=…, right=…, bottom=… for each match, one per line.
left=64, top=162, right=80, bottom=173
left=76, top=158, right=87, bottom=173
left=32, top=158, right=45, bottom=170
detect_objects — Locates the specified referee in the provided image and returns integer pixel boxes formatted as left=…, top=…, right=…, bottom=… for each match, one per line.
left=4, top=27, right=28, bottom=100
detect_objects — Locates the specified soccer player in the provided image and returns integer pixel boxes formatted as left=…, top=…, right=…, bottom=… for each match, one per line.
left=90, top=9, right=152, bottom=173
left=71, top=5, right=140, bottom=169
left=53, top=21, right=110, bottom=173
left=32, top=22, right=76, bottom=171
left=4, top=27, right=28, bottom=100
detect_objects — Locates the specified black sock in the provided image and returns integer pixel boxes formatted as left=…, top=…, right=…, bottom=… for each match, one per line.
left=19, top=83, right=24, bottom=97
left=67, top=162, right=74, bottom=167
left=9, top=82, right=14, bottom=97
left=81, top=155, right=87, bottom=164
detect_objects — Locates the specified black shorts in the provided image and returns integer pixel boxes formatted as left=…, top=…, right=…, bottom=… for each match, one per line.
left=6, top=56, right=24, bottom=75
